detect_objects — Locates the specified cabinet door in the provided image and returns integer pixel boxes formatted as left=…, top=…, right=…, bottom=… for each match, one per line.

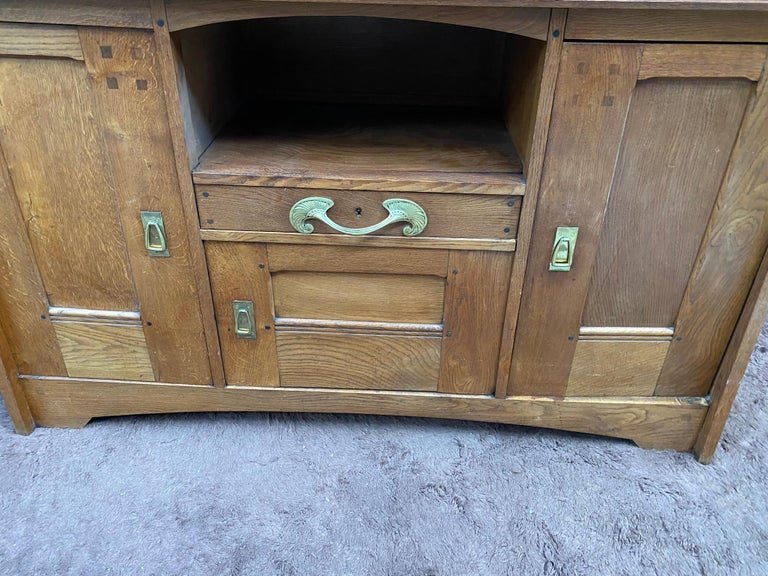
left=509, top=43, right=768, bottom=398
left=206, top=243, right=512, bottom=394
left=0, top=25, right=210, bottom=383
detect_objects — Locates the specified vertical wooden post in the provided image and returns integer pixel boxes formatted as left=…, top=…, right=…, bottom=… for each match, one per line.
left=0, top=321, right=34, bottom=435
left=695, top=247, right=768, bottom=463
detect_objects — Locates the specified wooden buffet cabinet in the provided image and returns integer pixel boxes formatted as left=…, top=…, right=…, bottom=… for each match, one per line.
left=1, top=0, right=767, bottom=462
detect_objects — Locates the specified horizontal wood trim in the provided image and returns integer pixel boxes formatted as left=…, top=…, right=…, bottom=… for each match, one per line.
left=192, top=172, right=526, bottom=196
left=0, top=1, right=153, bottom=29
left=579, top=326, right=674, bottom=341
left=166, top=1, right=550, bottom=39
left=639, top=45, right=767, bottom=82
left=275, top=318, right=443, bottom=336
left=200, top=230, right=517, bottom=251
left=567, top=340, right=670, bottom=396
left=266, top=244, right=450, bottom=277
left=0, top=23, right=83, bottom=60
left=276, top=332, right=441, bottom=391
left=48, top=307, right=141, bottom=324
left=53, top=323, right=155, bottom=382
left=566, top=9, right=768, bottom=42
left=21, top=376, right=709, bottom=452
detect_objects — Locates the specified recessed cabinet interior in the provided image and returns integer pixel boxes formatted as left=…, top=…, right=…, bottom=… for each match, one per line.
left=1, top=3, right=767, bottom=462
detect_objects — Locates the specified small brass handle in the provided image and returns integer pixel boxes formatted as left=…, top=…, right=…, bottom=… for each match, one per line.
left=549, top=226, right=579, bottom=272
left=289, top=197, right=428, bottom=237
left=233, top=300, right=256, bottom=339
left=140, top=211, right=169, bottom=257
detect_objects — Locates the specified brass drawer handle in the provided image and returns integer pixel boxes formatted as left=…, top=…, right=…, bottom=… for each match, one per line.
left=289, top=197, right=428, bottom=237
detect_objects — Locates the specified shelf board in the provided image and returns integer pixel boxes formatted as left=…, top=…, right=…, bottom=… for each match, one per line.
left=193, top=104, right=525, bottom=195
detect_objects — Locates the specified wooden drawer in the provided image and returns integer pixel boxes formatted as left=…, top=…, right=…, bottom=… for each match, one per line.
left=205, top=242, right=513, bottom=394
left=196, top=186, right=521, bottom=248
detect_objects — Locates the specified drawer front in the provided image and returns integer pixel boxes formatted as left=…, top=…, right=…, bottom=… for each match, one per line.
left=205, top=242, right=513, bottom=394
left=197, top=185, right=521, bottom=241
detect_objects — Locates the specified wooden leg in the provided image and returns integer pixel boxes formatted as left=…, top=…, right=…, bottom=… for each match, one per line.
left=695, top=247, right=768, bottom=463
left=0, top=323, right=34, bottom=435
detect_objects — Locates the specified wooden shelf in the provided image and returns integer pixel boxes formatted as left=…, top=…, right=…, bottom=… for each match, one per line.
left=193, top=104, right=525, bottom=195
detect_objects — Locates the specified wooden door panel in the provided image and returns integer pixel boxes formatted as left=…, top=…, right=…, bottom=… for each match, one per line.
left=0, top=56, right=136, bottom=311
left=510, top=43, right=768, bottom=399
left=582, top=78, right=752, bottom=328
left=208, top=241, right=510, bottom=394
left=0, top=27, right=212, bottom=384
left=655, top=68, right=768, bottom=396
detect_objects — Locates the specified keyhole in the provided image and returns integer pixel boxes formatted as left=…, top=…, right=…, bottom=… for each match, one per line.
left=355, top=207, right=363, bottom=217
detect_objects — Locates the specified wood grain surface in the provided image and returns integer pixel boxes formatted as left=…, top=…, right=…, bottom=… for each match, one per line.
left=508, top=43, right=642, bottom=396
left=205, top=242, right=280, bottom=387
left=276, top=332, right=441, bottom=390
left=566, top=9, right=768, bottom=42
left=0, top=56, right=137, bottom=311
left=0, top=144, right=67, bottom=376
left=656, top=57, right=768, bottom=397
left=80, top=29, right=211, bottom=385
left=566, top=340, right=669, bottom=397
left=0, top=23, right=83, bottom=60
left=53, top=322, right=155, bottom=381
left=582, top=78, right=751, bottom=327
left=272, top=272, right=446, bottom=324
left=166, top=1, right=550, bottom=38
left=439, top=251, right=513, bottom=394
left=197, top=186, right=521, bottom=240
left=0, top=320, right=34, bottom=434
left=21, top=377, right=710, bottom=452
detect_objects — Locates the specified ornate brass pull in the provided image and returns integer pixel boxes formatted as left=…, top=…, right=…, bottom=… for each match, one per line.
left=289, top=197, right=428, bottom=237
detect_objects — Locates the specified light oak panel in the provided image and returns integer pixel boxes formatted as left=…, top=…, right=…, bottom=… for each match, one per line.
left=205, top=242, right=279, bottom=387
left=0, top=0, right=153, bottom=29
left=567, top=340, right=669, bottom=397
left=0, top=23, right=83, bottom=60
left=0, top=145, right=66, bottom=376
left=53, top=322, right=154, bottom=381
left=566, top=9, right=768, bottom=42
left=656, top=57, right=768, bottom=397
left=272, top=272, right=446, bottom=324
left=197, top=186, right=521, bottom=240
left=440, top=251, right=513, bottom=394
left=267, top=245, right=450, bottom=277
left=509, top=43, right=642, bottom=396
left=0, top=56, right=137, bottom=311
left=639, top=45, right=767, bottom=82
left=495, top=9, right=566, bottom=398
left=276, top=332, right=441, bottom=391
left=166, top=1, right=549, bottom=38
left=696, top=247, right=768, bottom=463
left=80, top=29, right=211, bottom=385
left=21, top=377, right=709, bottom=452
left=583, top=78, right=752, bottom=327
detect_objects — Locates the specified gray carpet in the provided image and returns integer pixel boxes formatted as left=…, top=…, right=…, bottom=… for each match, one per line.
left=1, top=324, right=767, bottom=576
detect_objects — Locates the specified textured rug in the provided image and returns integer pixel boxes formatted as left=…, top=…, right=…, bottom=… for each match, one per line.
left=1, top=323, right=766, bottom=576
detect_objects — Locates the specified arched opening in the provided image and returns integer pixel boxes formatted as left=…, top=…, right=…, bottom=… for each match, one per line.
left=174, top=16, right=547, bottom=191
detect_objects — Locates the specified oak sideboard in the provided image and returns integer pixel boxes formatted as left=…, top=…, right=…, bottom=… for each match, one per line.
left=1, top=0, right=767, bottom=462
